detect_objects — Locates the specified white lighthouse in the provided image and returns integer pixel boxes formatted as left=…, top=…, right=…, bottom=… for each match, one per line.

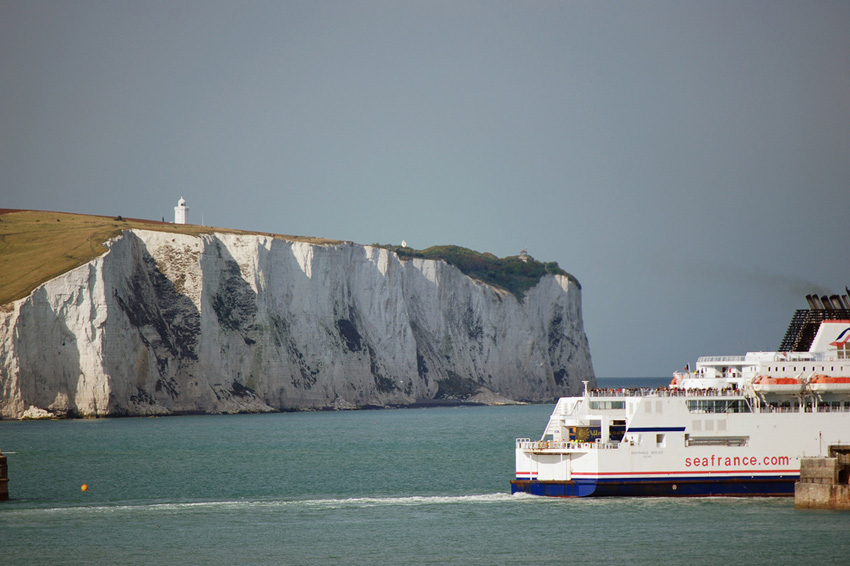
left=174, top=197, right=189, bottom=224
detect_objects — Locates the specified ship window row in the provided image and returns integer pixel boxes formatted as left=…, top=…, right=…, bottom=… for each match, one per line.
left=589, top=401, right=625, bottom=410
left=685, top=435, right=748, bottom=447
left=686, top=399, right=752, bottom=413
left=762, top=401, right=850, bottom=412
left=766, top=366, right=840, bottom=373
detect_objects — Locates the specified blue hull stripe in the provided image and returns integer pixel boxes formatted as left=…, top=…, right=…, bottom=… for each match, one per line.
left=510, top=476, right=796, bottom=497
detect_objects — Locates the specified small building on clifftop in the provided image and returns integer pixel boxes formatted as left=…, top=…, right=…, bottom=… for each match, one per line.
left=174, top=197, right=189, bottom=224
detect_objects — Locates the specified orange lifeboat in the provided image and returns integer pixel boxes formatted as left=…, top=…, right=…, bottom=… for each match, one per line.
left=809, top=375, right=850, bottom=394
left=751, top=375, right=804, bottom=394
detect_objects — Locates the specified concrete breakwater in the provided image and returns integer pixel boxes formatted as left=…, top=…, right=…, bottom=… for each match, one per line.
left=0, top=450, right=8, bottom=501
left=795, top=446, right=850, bottom=510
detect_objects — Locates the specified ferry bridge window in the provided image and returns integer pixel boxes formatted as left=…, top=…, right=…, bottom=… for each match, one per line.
left=590, top=401, right=625, bottom=410
left=686, top=400, right=751, bottom=413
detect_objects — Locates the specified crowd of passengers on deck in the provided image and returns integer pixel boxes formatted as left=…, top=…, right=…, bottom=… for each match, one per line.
left=589, top=387, right=743, bottom=397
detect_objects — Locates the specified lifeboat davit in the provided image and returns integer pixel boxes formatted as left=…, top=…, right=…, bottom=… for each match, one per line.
left=751, top=375, right=804, bottom=394
left=808, top=375, right=850, bottom=394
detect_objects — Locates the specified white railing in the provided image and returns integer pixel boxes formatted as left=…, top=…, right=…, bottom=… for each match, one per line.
left=697, top=356, right=746, bottom=363
left=588, top=388, right=745, bottom=398
left=515, top=438, right=620, bottom=451
left=755, top=404, right=850, bottom=414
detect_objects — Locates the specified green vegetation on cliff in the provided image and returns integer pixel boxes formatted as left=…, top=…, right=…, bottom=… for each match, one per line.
left=0, top=209, right=338, bottom=306
left=0, top=209, right=578, bottom=307
left=376, top=244, right=579, bottom=298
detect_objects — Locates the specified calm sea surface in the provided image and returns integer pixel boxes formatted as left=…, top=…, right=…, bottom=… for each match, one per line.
left=2, top=378, right=849, bottom=565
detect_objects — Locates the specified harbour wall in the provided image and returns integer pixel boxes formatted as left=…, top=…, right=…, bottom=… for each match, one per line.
left=794, top=447, right=850, bottom=510
left=0, top=450, right=7, bottom=501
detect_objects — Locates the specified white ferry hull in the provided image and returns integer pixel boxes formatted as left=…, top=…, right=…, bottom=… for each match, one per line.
left=511, top=309, right=850, bottom=497
left=511, top=433, right=803, bottom=497
left=510, top=407, right=830, bottom=497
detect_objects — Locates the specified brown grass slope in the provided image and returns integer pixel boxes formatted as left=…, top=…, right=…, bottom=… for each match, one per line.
left=0, top=209, right=339, bottom=306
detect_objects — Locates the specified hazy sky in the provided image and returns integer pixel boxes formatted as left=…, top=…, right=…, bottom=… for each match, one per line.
left=2, top=1, right=849, bottom=377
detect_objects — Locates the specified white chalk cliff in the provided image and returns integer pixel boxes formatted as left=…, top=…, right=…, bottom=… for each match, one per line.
left=0, top=230, right=594, bottom=418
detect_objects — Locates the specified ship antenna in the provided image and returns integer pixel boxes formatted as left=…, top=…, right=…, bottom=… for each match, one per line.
left=582, top=380, right=589, bottom=397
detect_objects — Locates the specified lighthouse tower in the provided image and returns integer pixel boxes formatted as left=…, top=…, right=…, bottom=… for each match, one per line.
left=174, top=197, right=189, bottom=224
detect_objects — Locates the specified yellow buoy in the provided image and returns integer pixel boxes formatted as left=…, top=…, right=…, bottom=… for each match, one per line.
left=81, top=484, right=88, bottom=492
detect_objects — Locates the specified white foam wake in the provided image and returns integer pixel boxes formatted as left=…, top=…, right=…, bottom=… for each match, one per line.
left=8, top=492, right=524, bottom=517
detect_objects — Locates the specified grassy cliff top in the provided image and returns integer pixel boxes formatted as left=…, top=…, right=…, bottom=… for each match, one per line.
left=375, top=244, right=580, bottom=298
left=0, top=209, right=578, bottom=306
left=0, top=209, right=338, bottom=306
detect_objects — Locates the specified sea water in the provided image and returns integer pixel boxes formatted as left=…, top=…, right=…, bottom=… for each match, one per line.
left=2, top=379, right=849, bottom=565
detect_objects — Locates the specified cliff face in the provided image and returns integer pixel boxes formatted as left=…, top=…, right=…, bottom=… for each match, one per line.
left=0, top=230, right=594, bottom=418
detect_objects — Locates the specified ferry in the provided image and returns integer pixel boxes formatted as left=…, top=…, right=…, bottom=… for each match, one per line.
left=512, top=294, right=850, bottom=497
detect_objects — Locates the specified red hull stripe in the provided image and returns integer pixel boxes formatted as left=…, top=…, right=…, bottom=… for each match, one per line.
left=572, top=469, right=798, bottom=477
